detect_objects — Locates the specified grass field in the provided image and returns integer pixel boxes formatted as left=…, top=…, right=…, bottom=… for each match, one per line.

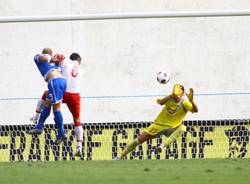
left=0, top=159, right=250, bottom=184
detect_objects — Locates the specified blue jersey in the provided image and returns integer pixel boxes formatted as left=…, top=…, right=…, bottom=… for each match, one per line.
left=34, top=54, right=58, bottom=79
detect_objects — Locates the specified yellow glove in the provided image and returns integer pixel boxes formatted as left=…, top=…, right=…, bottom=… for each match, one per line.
left=172, top=84, right=184, bottom=96
left=186, top=88, right=194, bottom=101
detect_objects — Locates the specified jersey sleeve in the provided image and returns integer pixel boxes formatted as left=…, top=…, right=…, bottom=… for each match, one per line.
left=34, top=54, right=51, bottom=63
left=34, top=54, right=40, bottom=62
left=182, top=99, right=193, bottom=112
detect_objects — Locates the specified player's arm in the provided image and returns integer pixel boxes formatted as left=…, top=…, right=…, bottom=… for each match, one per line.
left=51, top=54, right=65, bottom=64
left=39, top=55, right=50, bottom=62
left=157, top=84, right=182, bottom=105
left=186, top=88, right=198, bottom=113
left=189, top=99, right=198, bottom=113
left=34, top=54, right=51, bottom=63
left=156, top=95, right=173, bottom=105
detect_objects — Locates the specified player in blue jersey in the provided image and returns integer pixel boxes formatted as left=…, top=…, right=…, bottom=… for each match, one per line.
left=27, top=48, right=67, bottom=145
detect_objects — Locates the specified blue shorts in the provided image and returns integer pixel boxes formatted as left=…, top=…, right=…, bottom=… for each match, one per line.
left=47, top=77, right=66, bottom=104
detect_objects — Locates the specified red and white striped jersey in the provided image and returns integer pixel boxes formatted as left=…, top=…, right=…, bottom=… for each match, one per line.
left=60, top=59, right=82, bottom=93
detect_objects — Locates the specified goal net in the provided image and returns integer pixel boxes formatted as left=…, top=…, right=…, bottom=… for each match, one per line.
left=0, top=119, right=249, bottom=162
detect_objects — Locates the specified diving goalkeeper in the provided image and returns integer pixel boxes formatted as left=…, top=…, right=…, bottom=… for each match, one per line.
left=119, top=84, right=198, bottom=159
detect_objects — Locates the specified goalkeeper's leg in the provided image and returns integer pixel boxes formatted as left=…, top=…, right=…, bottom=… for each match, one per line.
left=120, top=132, right=153, bottom=159
left=158, top=124, right=186, bottom=152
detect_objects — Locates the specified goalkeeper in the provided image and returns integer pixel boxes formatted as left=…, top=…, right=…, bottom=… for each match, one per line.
left=119, top=84, right=198, bottom=159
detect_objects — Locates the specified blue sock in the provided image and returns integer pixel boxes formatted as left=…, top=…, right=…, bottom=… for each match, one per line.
left=53, top=110, right=65, bottom=138
left=36, top=106, right=51, bottom=130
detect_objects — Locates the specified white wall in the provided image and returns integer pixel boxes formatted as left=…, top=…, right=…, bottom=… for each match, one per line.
left=0, top=0, right=250, bottom=125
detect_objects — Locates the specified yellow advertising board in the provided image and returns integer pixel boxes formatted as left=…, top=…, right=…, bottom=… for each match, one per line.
left=0, top=120, right=249, bottom=161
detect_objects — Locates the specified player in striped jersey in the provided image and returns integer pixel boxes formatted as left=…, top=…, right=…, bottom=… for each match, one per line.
left=119, top=84, right=198, bottom=159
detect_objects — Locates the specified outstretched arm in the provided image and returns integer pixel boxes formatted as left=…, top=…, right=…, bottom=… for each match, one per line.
left=190, top=100, right=198, bottom=113
left=39, top=55, right=50, bottom=62
left=156, top=95, right=173, bottom=105
left=34, top=54, right=50, bottom=63
left=186, top=88, right=198, bottom=113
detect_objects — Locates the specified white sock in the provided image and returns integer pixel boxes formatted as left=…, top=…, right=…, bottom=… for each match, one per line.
left=36, top=99, right=45, bottom=114
left=74, top=126, right=83, bottom=149
left=34, top=113, right=40, bottom=120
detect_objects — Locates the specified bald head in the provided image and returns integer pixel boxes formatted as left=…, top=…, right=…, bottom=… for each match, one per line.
left=42, top=48, right=53, bottom=56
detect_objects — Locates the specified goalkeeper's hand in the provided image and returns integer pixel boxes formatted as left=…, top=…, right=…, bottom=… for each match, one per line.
left=156, top=99, right=162, bottom=104
left=186, top=88, right=194, bottom=101
left=172, top=84, right=184, bottom=96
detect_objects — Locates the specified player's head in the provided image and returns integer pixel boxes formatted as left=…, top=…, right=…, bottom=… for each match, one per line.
left=70, top=53, right=82, bottom=64
left=42, top=48, right=53, bottom=56
left=172, top=84, right=185, bottom=101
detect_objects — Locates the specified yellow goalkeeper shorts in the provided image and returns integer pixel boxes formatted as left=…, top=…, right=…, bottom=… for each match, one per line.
left=143, top=123, right=171, bottom=136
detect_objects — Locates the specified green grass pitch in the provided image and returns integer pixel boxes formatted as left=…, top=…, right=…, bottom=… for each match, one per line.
left=0, top=159, right=250, bottom=184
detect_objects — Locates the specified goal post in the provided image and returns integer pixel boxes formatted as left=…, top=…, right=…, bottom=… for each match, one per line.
left=1, top=10, right=250, bottom=23
left=0, top=119, right=249, bottom=162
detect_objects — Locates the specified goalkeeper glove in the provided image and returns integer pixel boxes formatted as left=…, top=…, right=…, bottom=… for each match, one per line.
left=186, top=88, right=194, bottom=101
left=172, top=84, right=184, bottom=96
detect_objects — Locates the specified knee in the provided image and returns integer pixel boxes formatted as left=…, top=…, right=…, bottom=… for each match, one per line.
left=174, top=124, right=186, bottom=135
left=138, top=132, right=151, bottom=144
left=171, top=125, right=186, bottom=138
left=179, top=125, right=186, bottom=132
left=74, top=121, right=81, bottom=126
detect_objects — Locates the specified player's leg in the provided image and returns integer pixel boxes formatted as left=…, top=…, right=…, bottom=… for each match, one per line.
left=119, top=132, right=153, bottom=159
left=157, top=124, right=186, bottom=152
left=52, top=102, right=67, bottom=144
left=50, top=78, right=67, bottom=145
left=73, top=119, right=83, bottom=156
left=64, top=92, right=83, bottom=156
left=30, top=90, right=48, bottom=123
left=30, top=99, right=44, bottom=123
left=27, top=99, right=51, bottom=135
left=119, top=123, right=161, bottom=159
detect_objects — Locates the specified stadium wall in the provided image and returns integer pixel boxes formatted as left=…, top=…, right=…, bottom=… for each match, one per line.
left=0, top=1, right=250, bottom=125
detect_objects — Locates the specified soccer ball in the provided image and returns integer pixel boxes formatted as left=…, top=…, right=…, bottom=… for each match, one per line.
left=157, top=71, right=170, bottom=84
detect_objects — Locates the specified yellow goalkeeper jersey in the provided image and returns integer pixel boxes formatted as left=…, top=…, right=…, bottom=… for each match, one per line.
left=154, top=97, right=193, bottom=127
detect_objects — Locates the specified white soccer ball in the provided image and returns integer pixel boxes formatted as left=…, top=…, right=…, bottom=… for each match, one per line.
left=157, top=71, right=170, bottom=84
